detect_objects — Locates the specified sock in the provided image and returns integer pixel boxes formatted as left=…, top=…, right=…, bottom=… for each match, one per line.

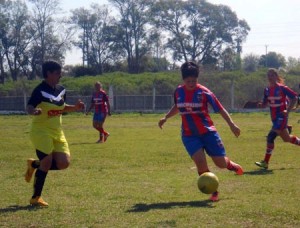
left=31, top=160, right=40, bottom=169
left=225, top=158, right=238, bottom=172
left=264, top=143, right=274, bottom=163
left=290, top=136, right=300, bottom=145
left=32, top=169, right=48, bottom=198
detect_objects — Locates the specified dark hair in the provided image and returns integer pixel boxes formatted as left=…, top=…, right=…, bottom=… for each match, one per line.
left=180, top=61, right=199, bottom=79
left=42, top=60, right=62, bottom=78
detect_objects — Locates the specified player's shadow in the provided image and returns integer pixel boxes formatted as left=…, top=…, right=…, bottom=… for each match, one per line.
left=244, top=167, right=299, bottom=176
left=126, top=200, right=215, bottom=212
left=0, top=205, right=45, bottom=214
left=243, top=169, right=273, bottom=175
left=70, top=142, right=99, bottom=145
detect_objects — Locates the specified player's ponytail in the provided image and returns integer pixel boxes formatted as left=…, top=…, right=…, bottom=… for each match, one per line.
left=268, top=68, right=284, bottom=84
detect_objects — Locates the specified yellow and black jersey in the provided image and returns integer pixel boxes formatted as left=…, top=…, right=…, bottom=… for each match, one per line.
left=28, top=81, right=66, bottom=130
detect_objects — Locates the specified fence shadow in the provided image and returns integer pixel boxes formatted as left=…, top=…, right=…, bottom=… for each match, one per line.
left=127, top=200, right=215, bottom=213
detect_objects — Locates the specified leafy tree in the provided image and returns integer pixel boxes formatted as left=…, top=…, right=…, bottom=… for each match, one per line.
left=27, top=0, right=71, bottom=78
left=109, top=0, right=152, bottom=73
left=259, top=51, right=286, bottom=69
left=70, top=4, right=122, bottom=75
left=152, top=0, right=250, bottom=65
left=242, top=53, right=260, bottom=72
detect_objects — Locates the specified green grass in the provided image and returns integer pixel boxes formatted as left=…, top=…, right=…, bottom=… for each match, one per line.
left=0, top=113, right=300, bottom=227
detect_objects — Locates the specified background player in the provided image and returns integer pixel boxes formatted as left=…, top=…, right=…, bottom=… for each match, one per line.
left=25, top=60, right=85, bottom=206
left=255, top=68, right=300, bottom=169
left=158, top=61, right=243, bottom=202
left=86, top=81, right=111, bottom=143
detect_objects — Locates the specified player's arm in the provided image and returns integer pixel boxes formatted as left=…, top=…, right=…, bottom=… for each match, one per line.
left=287, top=96, right=297, bottom=113
left=219, top=108, right=240, bottom=138
left=64, top=99, right=85, bottom=112
left=85, top=103, right=95, bottom=115
left=27, top=105, right=42, bottom=115
left=106, top=101, right=111, bottom=116
left=158, top=104, right=179, bottom=129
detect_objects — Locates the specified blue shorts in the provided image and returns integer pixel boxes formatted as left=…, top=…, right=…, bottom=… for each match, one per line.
left=272, top=114, right=288, bottom=131
left=93, top=113, right=107, bottom=122
left=182, top=131, right=226, bottom=157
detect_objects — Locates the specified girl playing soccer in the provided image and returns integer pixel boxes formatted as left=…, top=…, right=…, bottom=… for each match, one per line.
left=255, top=68, right=299, bottom=169
left=158, top=61, right=243, bottom=202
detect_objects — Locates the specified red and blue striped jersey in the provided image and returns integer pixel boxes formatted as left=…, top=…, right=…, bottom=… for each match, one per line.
left=174, top=84, right=224, bottom=136
left=263, top=83, right=297, bottom=120
left=91, top=90, right=109, bottom=114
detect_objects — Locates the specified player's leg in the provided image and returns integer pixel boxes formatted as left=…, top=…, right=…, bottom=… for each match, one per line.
left=182, top=135, right=219, bottom=201
left=192, top=149, right=219, bottom=201
left=255, top=130, right=277, bottom=169
left=204, top=132, right=243, bottom=175
left=24, top=157, right=40, bottom=183
left=30, top=151, right=52, bottom=207
left=279, top=128, right=300, bottom=145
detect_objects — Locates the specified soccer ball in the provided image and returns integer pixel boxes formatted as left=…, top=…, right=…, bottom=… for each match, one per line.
left=197, top=172, right=219, bottom=194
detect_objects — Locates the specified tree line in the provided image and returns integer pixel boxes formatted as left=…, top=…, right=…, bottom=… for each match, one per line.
left=1, top=0, right=300, bottom=84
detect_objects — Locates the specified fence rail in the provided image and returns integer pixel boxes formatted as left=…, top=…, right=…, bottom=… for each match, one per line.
left=0, top=95, right=174, bottom=113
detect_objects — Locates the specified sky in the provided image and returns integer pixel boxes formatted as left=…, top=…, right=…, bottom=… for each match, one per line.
left=61, top=0, right=300, bottom=65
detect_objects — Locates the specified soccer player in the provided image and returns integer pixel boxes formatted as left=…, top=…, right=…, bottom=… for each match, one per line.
left=85, top=81, right=111, bottom=143
left=255, top=68, right=299, bottom=169
left=25, top=60, right=85, bottom=206
left=158, top=61, right=243, bottom=202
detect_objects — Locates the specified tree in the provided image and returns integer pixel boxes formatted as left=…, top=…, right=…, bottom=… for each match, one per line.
left=27, top=0, right=72, bottom=78
left=70, top=4, right=122, bottom=75
left=152, top=0, right=250, bottom=65
left=109, top=0, right=152, bottom=73
left=242, top=53, right=260, bottom=72
left=259, top=52, right=286, bottom=69
left=0, top=0, right=33, bottom=82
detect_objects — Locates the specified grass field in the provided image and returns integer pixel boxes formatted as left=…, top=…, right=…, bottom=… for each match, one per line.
left=0, top=113, right=300, bottom=227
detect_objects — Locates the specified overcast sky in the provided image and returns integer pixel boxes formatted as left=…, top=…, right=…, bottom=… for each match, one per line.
left=61, top=0, right=300, bottom=65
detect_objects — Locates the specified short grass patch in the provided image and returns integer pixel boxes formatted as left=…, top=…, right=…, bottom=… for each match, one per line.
left=0, top=113, right=299, bottom=227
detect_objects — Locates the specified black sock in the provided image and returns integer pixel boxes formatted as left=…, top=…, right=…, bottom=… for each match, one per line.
left=32, top=169, right=48, bottom=198
left=31, top=160, right=40, bottom=169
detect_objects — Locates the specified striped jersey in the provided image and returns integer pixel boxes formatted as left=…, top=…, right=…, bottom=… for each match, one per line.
left=91, top=90, right=109, bottom=114
left=174, top=84, right=224, bottom=136
left=263, top=83, right=297, bottom=120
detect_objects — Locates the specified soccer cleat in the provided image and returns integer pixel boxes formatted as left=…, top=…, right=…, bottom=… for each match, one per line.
left=210, top=191, right=219, bottom=202
left=231, top=161, right=244, bottom=175
left=255, top=160, right=268, bottom=169
left=287, top=125, right=292, bottom=134
left=104, top=132, right=110, bottom=142
left=30, top=197, right=48, bottom=207
left=24, top=158, right=36, bottom=183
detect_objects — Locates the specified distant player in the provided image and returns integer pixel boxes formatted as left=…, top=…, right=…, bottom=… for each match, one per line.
left=158, top=61, right=243, bottom=202
left=25, top=60, right=85, bottom=206
left=255, top=68, right=299, bottom=169
left=86, top=82, right=111, bottom=143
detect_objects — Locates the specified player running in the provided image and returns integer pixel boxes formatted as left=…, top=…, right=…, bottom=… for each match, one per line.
left=25, top=60, right=85, bottom=206
left=86, top=82, right=111, bottom=143
left=255, top=68, right=300, bottom=169
left=158, top=61, right=243, bottom=202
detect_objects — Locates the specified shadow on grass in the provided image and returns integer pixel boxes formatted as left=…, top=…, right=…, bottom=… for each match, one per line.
left=127, top=200, right=215, bottom=212
left=70, top=142, right=100, bottom=145
left=0, top=205, right=46, bottom=214
left=244, top=167, right=299, bottom=176
left=243, top=169, right=273, bottom=175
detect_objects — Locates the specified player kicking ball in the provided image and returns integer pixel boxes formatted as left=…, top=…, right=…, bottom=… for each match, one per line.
left=158, top=61, right=243, bottom=202
left=25, top=60, right=85, bottom=206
